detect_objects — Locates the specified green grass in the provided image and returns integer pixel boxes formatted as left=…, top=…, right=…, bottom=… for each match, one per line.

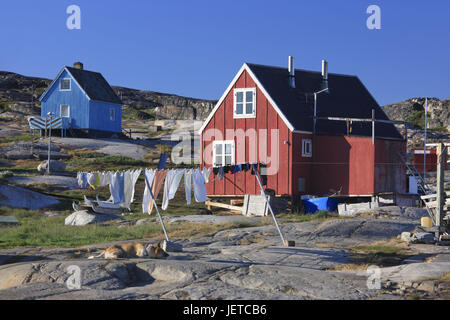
left=0, top=134, right=37, bottom=145
left=430, top=126, right=448, bottom=133
left=277, top=210, right=341, bottom=224
left=66, top=154, right=150, bottom=172
left=344, top=240, right=414, bottom=268
left=0, top=205, right=265, bottom=249
left=407, top=110, right=431, bottom=128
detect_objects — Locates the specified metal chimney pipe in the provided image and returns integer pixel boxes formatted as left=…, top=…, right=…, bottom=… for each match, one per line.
left=321, top=59, right=329, bottom=92
left=288, top=56, right=295, bottom=88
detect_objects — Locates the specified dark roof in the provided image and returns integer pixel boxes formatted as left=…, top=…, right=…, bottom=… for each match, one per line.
left=66, top=67, right=122, bottom=105
left=246, top=63, right=402, bottom=140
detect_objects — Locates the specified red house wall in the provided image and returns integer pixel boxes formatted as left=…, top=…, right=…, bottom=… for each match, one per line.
left=311, top=136, right=376, bottom=195
left=374, top=139, right=407, bottom=194
left=201, top=70, right=293, bottom=196
left=291, top=132, right=314, bottom=195
left=413, top=149, right=448, bottom=173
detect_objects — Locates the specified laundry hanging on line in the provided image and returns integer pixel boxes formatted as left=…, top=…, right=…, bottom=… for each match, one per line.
left=77, top=167, right=209, bottom=212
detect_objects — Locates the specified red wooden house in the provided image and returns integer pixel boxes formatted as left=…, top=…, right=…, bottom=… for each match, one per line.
left=199, top=57, right=406, bottom=197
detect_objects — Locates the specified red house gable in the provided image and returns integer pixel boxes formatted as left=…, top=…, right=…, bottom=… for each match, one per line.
left=200, top=64, right=301, bottom=196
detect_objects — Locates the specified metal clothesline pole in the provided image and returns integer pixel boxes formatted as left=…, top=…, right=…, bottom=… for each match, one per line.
left=144, top=172, right=169, bottom=242
left=251, top=164, right=287, bottom=246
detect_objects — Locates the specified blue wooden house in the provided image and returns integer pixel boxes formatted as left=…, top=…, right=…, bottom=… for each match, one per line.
left=37, top=62, right=122, bottom=136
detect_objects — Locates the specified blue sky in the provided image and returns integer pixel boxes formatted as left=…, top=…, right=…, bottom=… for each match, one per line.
left=0, top=0, right=449, bottom=105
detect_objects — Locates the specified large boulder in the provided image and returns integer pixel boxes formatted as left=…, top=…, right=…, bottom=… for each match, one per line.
left=0, top=184, right=59, bottom=209
left=37, top=160, right=66, bottom=173
left=65, top=210, right=124, bottom=226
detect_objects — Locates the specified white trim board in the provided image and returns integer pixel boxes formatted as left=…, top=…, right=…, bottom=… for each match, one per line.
left=198, top=63, right=295, bottom=134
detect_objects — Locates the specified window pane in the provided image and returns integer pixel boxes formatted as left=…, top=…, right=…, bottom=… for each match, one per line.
left=61, top=105, right=69, bottom=117
left=236, top=103, right=243, bottom=114
left=61, top=79, right=70, bottom=90
left=246, top=103, right=253, bottom=114
left=215, top=156, right=222, bottom=166
left=236, top=92, right=243, bottom=102
left=225, top=156, right=232, bottom=165
left=215, top=144, right=222, bottom=155
left=225, top=143, right=232, bottom=154
left=246, top=91, right=253, bottom=102
left=110, top=109, right=115, bottom=121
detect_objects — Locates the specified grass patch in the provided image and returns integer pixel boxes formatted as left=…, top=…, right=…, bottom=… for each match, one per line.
left=407, top=110, right=431, bottom=128
left=429, top=126, right=448, bottom=133
left=327, top=239, right=416, bottom=270
left=347, top=240, right=414, bottom=268
left=0, top=134, right=37, bottom=145
left=0, top=206, right=265, bottom=249
left=66, top=153, right=150, bottom=172
left=277, top=211, right=341, bottom=224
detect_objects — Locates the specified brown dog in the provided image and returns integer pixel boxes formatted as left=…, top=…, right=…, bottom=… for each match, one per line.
left=88, top=241, right=168, bottom=259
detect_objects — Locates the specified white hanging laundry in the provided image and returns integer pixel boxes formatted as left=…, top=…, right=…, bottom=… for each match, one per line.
left=184, top=169, right=192, bottom=205
left=98, top=171, right=112, bottom=187
left=162, top=169, right=184, bottom=210
left=77, top=172, right=88, bottom=188
left=109, top=171, right=125, bottom=204
left=123, top=169, right=142, bottom=209
left=142, top=169, right=156, bottom=214
left=193, top=168, right=207, bottom=203
left=201, top=167, right=211, bottom=183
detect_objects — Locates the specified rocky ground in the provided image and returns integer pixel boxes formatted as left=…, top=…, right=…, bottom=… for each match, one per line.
left=0, top=214, right=448, bottom=300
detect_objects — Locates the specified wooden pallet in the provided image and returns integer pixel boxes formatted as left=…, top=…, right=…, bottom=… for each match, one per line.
left=420, top=191, right=450, bottom=226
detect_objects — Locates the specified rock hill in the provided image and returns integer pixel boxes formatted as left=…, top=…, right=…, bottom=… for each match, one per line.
left=0, top=71, right=216, bottom=122
left=382, top=98, right=450, bottom=132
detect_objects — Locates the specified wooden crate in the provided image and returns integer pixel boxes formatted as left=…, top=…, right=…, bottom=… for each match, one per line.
left=242, top=194, right=287, bottom=216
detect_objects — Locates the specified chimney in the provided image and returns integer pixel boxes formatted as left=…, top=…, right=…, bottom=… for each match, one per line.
left=73, top=62, right=84, bottom=70
left=321, top=60, right=328, bottom=92
left=288, top=56, right=295, bottom=88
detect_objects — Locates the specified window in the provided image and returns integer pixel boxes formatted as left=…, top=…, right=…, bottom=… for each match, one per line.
left=110, top=108, right=115, bottom=121
left=60, top=105, right=70, bottom=118
left=213, top=140, right=235, bottom=167
left=298, top=178, right=306, bottom=192
left=234, top=88, right=256, bottom=118
left=60, top=78, right=71, bottom=91
left=302, top=139, right=312, bottom=157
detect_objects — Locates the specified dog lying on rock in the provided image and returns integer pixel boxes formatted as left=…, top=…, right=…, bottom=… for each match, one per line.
left=88, top=241, right=169, bottom=259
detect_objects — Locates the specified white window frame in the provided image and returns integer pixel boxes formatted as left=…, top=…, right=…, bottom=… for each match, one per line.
left=212, top=140, right=235, bottom=167
left=302, top=139, right=312, bottom=157
left=60, top=104, right=70, bottom=118
left=109, top=108, right=115, bottom=121
left=60, top=78, right=71, bottom=91
left=233, top=88, right=256, bottom=118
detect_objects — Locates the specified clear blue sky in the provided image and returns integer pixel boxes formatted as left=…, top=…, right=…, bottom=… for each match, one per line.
left=0, top=0, right=449, bottom=105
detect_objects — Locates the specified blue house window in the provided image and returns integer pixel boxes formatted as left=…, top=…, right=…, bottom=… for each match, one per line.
left=60, top=79, right=71, bottom=91
left=110, top=108, right=115, bottom=121
left=60, top=105, right=70, bottom=118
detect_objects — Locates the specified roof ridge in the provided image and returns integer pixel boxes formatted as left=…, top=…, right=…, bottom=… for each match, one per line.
left=245, top=62, right=358, bottom=78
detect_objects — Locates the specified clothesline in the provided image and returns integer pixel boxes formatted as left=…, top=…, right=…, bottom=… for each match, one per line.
left=210, top=162, right=268, bottom=185
left=76, top=167, right=211, bottom=214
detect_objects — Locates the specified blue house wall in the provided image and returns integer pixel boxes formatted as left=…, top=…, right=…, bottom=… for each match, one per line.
left=89, top=100, right=122, bottom=133
left=40, top=69, right=90, bottom=130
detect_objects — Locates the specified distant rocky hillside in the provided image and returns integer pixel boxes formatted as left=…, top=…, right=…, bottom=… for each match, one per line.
left=0, top=70, right=216, bottom=122
left=382, top=98, right=449, bottom=132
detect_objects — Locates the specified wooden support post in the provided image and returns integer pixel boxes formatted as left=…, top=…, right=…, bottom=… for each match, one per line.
left=436, top=143, right=446, bottom=237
